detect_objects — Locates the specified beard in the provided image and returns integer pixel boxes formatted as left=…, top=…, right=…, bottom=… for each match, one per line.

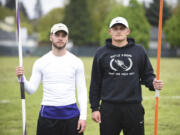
left=52, top=42, right=66, bottom=50
left=114, top=36, right=127, bottom=43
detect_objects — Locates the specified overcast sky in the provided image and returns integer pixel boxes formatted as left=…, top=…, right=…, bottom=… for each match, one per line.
left=22, top=0, right=64, bottom=19
left=0, top=0, right=178, bottom=19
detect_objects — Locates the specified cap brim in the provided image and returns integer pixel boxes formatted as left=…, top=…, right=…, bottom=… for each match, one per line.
left=53, top=30, right=68, bottom=34
left=110, top=23, right=127, bottom=28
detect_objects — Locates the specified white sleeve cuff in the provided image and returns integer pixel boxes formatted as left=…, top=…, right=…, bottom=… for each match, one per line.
left=79, top=114, right=87, bottom=120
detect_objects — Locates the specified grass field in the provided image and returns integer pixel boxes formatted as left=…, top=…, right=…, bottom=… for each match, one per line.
left=0, top=56, right=180, bottom=135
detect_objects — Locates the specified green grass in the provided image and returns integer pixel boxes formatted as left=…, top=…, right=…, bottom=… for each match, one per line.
left=0, top=56, right=180, bottom=135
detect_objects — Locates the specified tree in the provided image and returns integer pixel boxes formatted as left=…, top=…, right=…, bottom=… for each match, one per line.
left=37, top=8, right=64, bottom=43
left=0, top=6, right=33, bottom=34
left=19, top=2, right=28, bottom=19
left=34, top=0, right=43, bottom=19
left=87, top=0, right=116, bottom=45
left=100, top=0, right=150, bottom=49
left=63, top=0, right=93, bottom=46
left=4, top=0, right=29, bottom=19
left=5, top=0, right=15, bottom=10
left=145, top=0, right=172, bottom=27
left=0, top=6, right=15, bottom=20
left=164, top=4, right=180, bottom=48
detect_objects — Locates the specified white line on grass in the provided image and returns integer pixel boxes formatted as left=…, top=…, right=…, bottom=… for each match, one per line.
left=0, top=100, right=10, bottom=104
left=143, top=96, right=180, bottom=100
left=0, top=96, right=179, bottom=103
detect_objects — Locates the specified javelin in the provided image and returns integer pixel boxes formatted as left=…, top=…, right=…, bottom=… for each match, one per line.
left=154, top=0, right=163, bottom=135
left=16, top=0, right=27, bottom=135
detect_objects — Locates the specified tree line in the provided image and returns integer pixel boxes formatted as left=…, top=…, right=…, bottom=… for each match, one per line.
left=0, top=0, right=180, bottom=48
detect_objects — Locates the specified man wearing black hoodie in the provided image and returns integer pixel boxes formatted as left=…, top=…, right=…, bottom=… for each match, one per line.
left=89, top=17, right=163, bottom=135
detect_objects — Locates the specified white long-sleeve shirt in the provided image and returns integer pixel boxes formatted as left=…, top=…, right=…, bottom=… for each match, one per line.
left=23, top=51, right=87, bottom=120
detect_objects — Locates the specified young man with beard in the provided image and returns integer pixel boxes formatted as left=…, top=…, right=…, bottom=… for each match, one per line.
left=89, top=17, right=163, bottom=135
left=16, top=23, right=87, bottom=135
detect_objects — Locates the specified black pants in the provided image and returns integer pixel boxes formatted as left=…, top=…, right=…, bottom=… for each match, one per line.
left=100, top=102, right=145, bottom=135
left=37, top=115, right=83, bottom=135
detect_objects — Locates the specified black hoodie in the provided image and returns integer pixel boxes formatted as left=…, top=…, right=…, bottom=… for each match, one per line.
left=89, top=38, right=155, bottom=111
